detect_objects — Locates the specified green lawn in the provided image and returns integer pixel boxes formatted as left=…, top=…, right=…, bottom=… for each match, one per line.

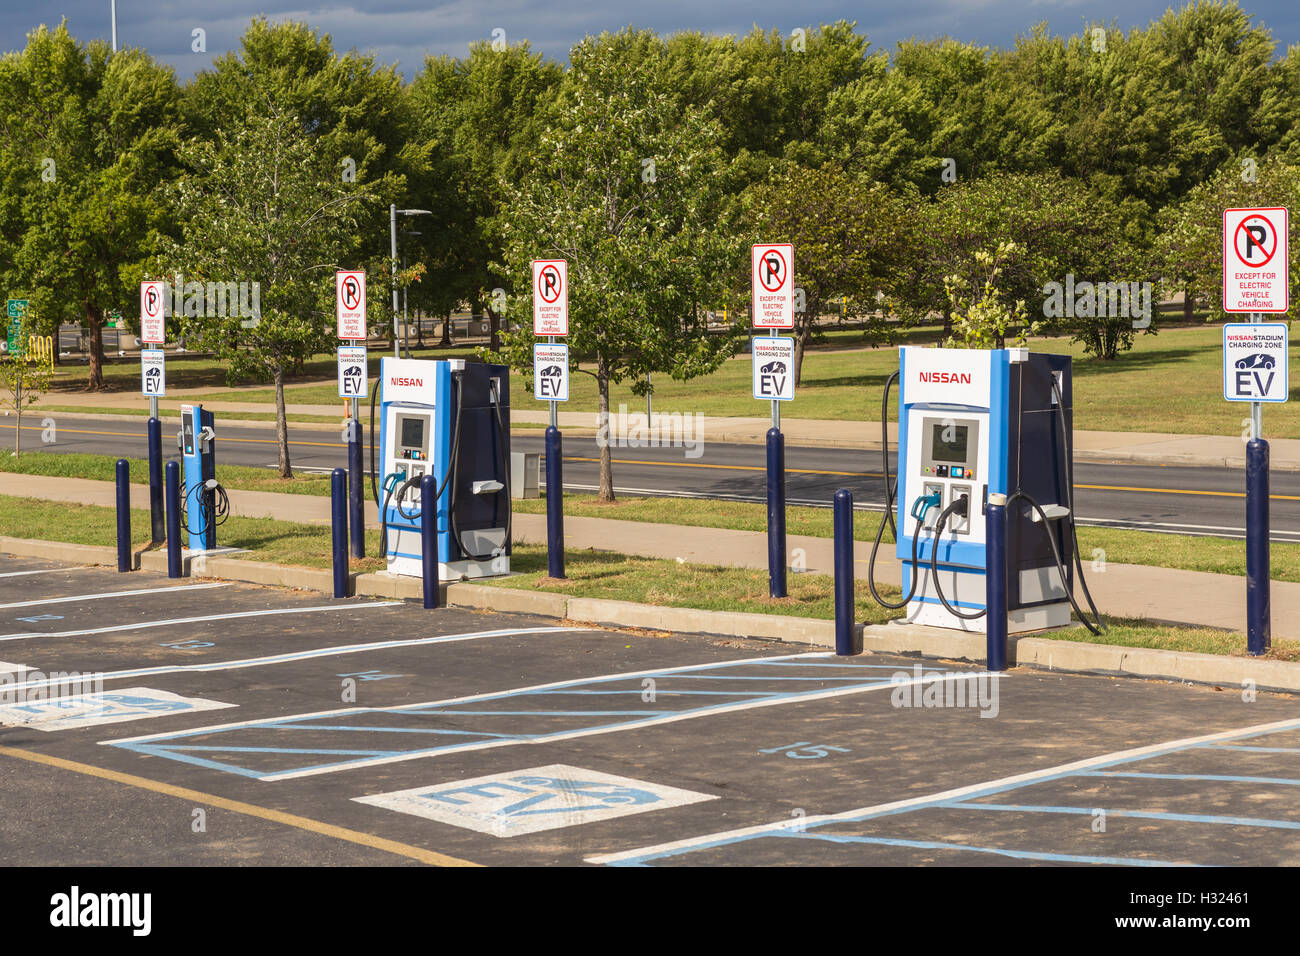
left=1045, top=618, right=1300, bottom=662
left=38, top=321, right=1300, bottom=437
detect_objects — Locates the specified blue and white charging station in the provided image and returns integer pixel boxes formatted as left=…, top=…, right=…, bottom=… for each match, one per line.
left=376, top=357, right=512, bottom=580
left=871, top=346, right=1098, bottom=634
left=177, top=402, right=219, bottom=551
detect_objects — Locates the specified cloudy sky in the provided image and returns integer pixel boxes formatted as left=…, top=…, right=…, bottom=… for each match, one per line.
left=3, top=1, right=1297, bottom=77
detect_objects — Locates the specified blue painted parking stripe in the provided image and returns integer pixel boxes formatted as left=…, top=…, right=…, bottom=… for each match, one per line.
left=105, top=652, right=944, bottom=781
left=942, top=801, right=1300, bottom=830
left=1081, top=771, right=1300, bottom=786
left=0, top=582, right=230, bottom=611
left=769, top=831, right=1192, bottom=867
left=4, top=626, right=592, bottom=694
left=586, top=715, right=1300, bottom=866
left=1203, top=744, right=1300, bottom=754
left=0, top=601, right=403, bottom=643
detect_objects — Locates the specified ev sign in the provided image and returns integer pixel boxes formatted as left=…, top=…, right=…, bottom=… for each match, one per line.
left=140, top=281, right=165, bottom=344
left=336, top=270, right=367, bottom=340
left=1224, top=323, right=1288, bottom=403
left=140, top=349, right=165, bottom=396
left=532, top=259, right=568, bottom=336
left=1223, top=207, right=1288, bottom=313
left=752, top=243, right=794, bottom=329
left=752, top=336, right=795, bottom=401
left=337, top=345, right=367, bottom=399
left=533, top=342, right=569, bottom=401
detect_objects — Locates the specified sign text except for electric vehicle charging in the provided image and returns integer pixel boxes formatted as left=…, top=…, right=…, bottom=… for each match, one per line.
left=1223, top=323, right=1289, bottom=403
left=337, top=346, right=367, bottom=399
left=140, top=281, right=165, bottom=344
left=1223, top=207, right=1289, bottom=313
left=336, top=270, right=367, bottom=340
left=532, top=259, right=568, bottom=336
left=534, top=343, right=569, bottom=402
left=752, top=336, right=795, bottom=401
left=140, top=349, right=165, bottom=396
left=752, top=243, right=794, bottom=329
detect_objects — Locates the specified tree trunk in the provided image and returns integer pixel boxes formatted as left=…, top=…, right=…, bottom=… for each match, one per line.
left=439, top=309, right=451, bottom=347
left=274, top=368, right=292, bottom=478
left=596, top=353, right=614, bottom=503
left=941, top=308, right=953, bottom=342
left=792, top=317, right=812, bottom=388
left=13, top=380, right=20, bottom=457
left=85, top=303, right=105, bottom=390
left=488, top=308, right=500, bottom=353
left=1183, top=290, right=1193, bottom=323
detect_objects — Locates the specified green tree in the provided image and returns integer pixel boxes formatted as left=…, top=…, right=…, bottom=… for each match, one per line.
left=491, top=29, right=744, bottom=502
left=0, top=22, right=181, bottom=388
left=743, top=164, right=910, bottom=384
left=161, top=104, right=379, bottom=476
left=0, top=309, right=55, bottom=457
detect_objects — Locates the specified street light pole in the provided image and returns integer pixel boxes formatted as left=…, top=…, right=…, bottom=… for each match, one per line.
left=111, top=1, right=117, bottom=52
left=389, top=204, right=399, bottom=358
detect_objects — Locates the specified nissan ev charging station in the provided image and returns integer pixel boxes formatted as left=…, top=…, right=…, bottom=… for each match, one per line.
left=374, top=357, right=512, bottom=581
left=867, top=346, right=1102, bottom=636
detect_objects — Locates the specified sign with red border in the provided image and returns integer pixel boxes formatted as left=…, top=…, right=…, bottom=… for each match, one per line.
left=337, top=270, right=367, bottom=340
left=532, top=259, right=568, bottom=336
left=1223, top=208, right=1288, bottom=313
left=140, top=281, right=165, bottom=344
left=752, top=243, right=793, bottom=328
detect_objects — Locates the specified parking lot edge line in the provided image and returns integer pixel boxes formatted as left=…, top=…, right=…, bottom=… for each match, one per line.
left=0, top=567, right=90, bottom=578
left=0, top=581, right=231, bottom=611
left=585, top=714, right=1300, bottom=866
left=0, top=745, right=480, bottom=868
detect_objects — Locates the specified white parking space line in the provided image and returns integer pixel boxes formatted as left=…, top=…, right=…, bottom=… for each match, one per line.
left=3, top=626, right=593, bottom=693
left=0, top=567, right=90, bottom=578
left=0, top=582, right=231, bottom=611
left=0, top=601, right=402, bottom=643
left=585, top=715, right=1300, bottom=866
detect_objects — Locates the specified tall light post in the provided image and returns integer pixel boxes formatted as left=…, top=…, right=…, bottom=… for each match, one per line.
left=111, top=1, right=117, bottom=51
left=389, top=205, right=431, bottom=358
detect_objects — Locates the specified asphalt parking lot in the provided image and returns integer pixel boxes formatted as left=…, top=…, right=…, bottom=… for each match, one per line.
left=1, top=552, right=1298, bottom=867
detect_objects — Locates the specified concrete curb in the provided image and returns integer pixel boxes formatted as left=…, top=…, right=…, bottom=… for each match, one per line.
left=4, top=535, right=1300, bottom=694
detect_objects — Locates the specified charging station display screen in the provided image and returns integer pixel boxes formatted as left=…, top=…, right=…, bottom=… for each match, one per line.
left=930, top=424, right=969, bottom=464
left=400, top=417, right=425, bottom=450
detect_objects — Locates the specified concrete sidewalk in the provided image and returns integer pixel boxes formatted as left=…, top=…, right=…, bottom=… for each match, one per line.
left=1, top=471, right=1292, bottom=640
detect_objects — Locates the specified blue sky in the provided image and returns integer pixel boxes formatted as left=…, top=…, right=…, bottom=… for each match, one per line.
left=3, top=1, right=1297, bottom=77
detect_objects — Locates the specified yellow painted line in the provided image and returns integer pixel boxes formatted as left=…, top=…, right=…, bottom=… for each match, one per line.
left=0, top=745, right=479, bottom=867
left=1078, top=482, right=1300, bottom=502
left=2, top=421, right=344, bottom=449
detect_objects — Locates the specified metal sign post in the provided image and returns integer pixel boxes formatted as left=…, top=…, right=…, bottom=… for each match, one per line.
left=533, top=259, right=569, bottom=579
left=1222, top=207, right=1289, bottom=656
left=752, top=248, right=794, bottom=600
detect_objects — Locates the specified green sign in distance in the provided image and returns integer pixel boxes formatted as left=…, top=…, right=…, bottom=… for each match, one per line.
left=6, top=300, right=28, bottom=354
left=6, top=299, right=27, bottom=320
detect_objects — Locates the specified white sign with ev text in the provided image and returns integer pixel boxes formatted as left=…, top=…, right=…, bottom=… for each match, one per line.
left=534, top=343, right=569, bottom=401
left=140, top=349, right=165, bottom=396
left=337, top=346, right=367, bottom=399
left=1223, top=323, right=1288, bottom=403
left=752, top=336, right=795, bottom=401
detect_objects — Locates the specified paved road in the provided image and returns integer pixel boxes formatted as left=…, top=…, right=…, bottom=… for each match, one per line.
left=1, top=554, right=1297, bottom=870
left=4, top=412, right=1299, bottom=541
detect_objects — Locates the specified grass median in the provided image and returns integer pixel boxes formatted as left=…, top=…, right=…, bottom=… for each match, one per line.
left=1046, top=618, right=1300, bottom=663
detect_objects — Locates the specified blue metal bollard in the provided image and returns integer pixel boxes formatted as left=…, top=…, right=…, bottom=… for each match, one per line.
left=766, top=428, right=787, bottom=598
left=348, top=419, right=365, bottom=558
left=985, top=494, right=1008, bottom=672
left=165, top=461, right=182, bottom=578
left=115, top=458, right=131, bottom=572
left=421, top=474, right=439, bottom=609
left=331, top=468, right=348, bottom=599
left=1246, top=439, right=1271, bottom=655
left=833, top=489, right=859, bottom=655
left=545, top=425, right=565, bottom=579
left=147, top=417, right=164, bottom=543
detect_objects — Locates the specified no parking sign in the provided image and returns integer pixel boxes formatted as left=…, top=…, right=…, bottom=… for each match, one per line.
left=1223, top=207, right=1288, bottom=313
